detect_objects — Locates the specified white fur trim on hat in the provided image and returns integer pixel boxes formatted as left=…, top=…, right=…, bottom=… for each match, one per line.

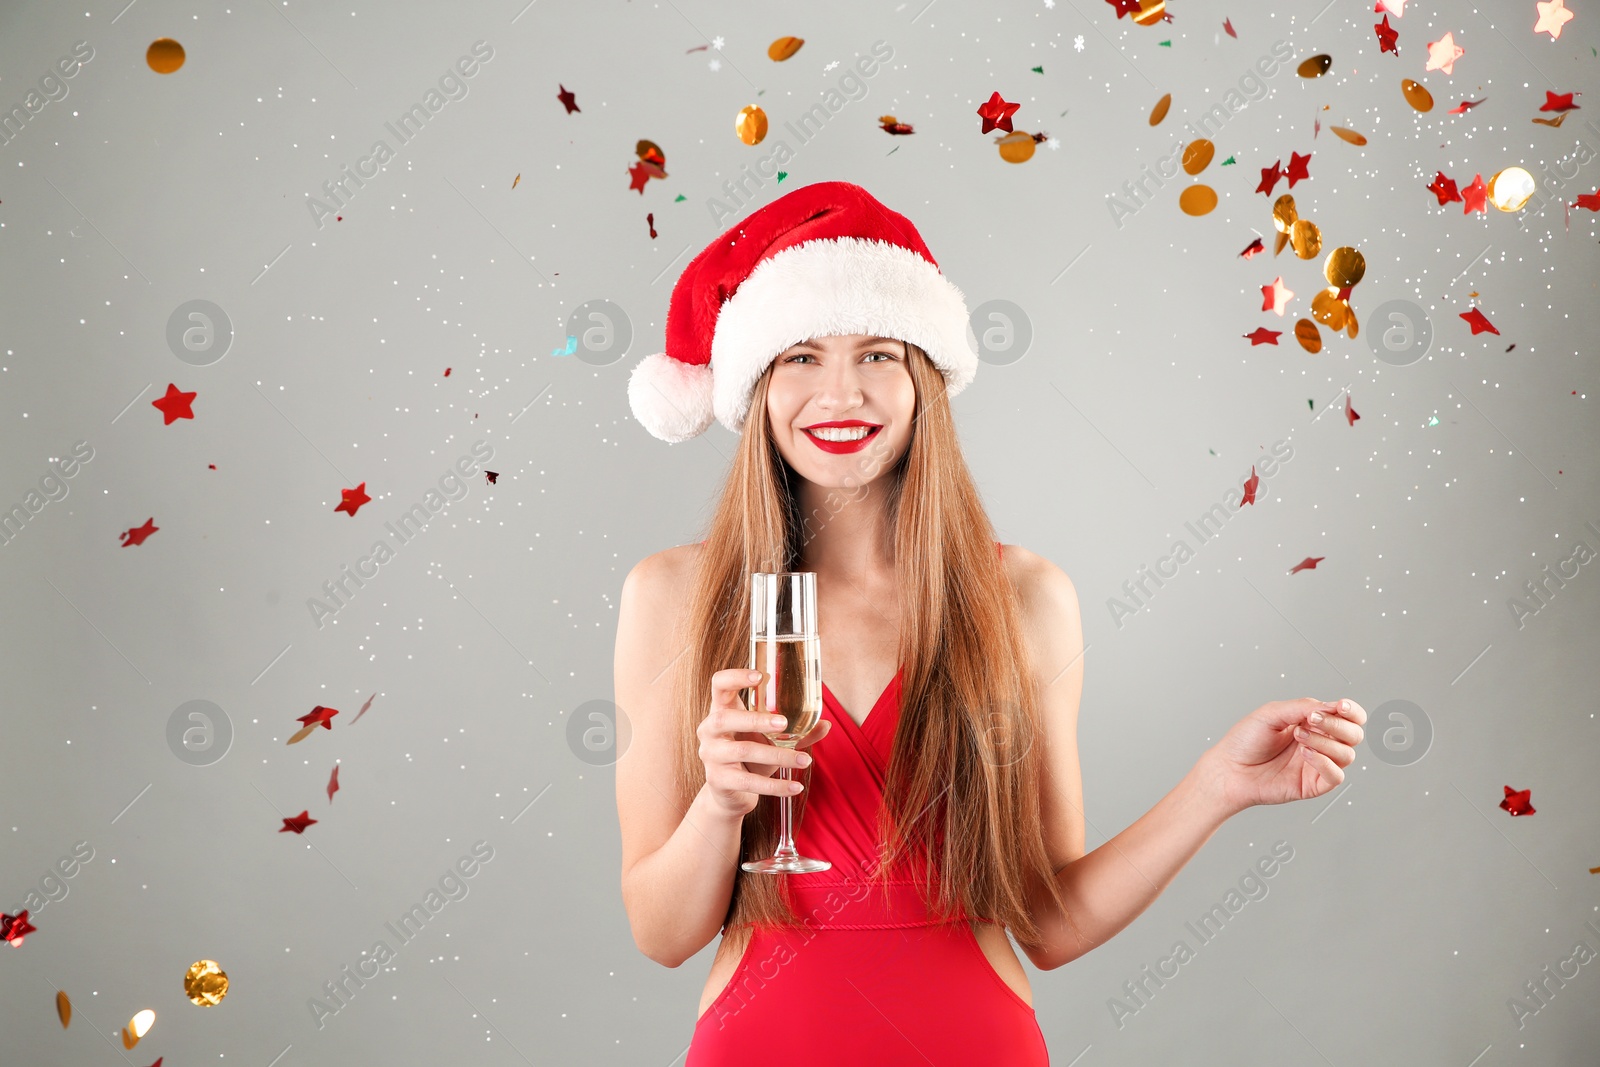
left=627, top=351, right=715, bottom=444
left=708, top=236, right=976, bottom=434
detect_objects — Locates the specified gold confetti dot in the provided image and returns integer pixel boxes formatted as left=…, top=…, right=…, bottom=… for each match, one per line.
left=1295, top=319, right=1323, bottom=353
left=1178, top=184, right=1218, bottom=216
left=1291, top=219, right=1322, bottom=259
left=735, top=105, right=768, bottom=146
left=184, top=960, right=230, bottom=1006
left=1181, top=139, right=1214, bottom=175
left=1401, top=79, right=1434, bottom=112
left=767, top=37, right=804, bottom=62
left=1330, top=126, right=1367, bottom=146
left=1149, top=93, right=1172, bottom=126
left=1132, top=0, right=1166, bottom=27
left=1297, top=54, right=1332, bottom=78
left=146, top=38, right=185, bottom=74
left=1487, top=167, right=1535, bottom=211
left=996, top=131, right=1036, bottom=163
left=1311, top=287, right=1348, bottom=330
left=1324, top=246, right=1366, bottom=288
left=1272, top=194, right=1299, bottom=234
left=121, top=1009, right=155, bottom=1050
left=56, top=991, right=71, bottom=1029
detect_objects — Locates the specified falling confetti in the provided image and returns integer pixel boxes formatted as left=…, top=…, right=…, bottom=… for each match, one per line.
left=121, top=1009, right=155, bottom=1049
left=351, top=692, right=376, bottom=724
left=976, top=91, right=1020, bottom=133
left=298, top=705, right=339, bottom=730
left=1461, top=173, right=1489, bottom=214
left=183, top=960, right=229, bottom=1006
left=120, top=518, right=159, bottom=547
left=1424, top=32, right=1464, bottom=76
left=1149, top=92, right=1172, bottom=126
left=1223, top=17, right=1237, bottom=38
left=1345, top=393, right=1360, bottom=425
left=1295, top=319, right=1322, bottom=353
left=327, top=764, right=341, bottom=802
left=1257, top=160, right=1286, bottom=196
left=556, top=85, right=579, bottom=113
left=1297, top=54, right=1332, bottom=78
left=1540, top=91, right=1580, bottom=112
left=57, top=990, right=71, bottom=1027
left=1499, top=785, right=1535, bottom=816
left=1262, top=276, right=1295, bottom=316
left=1375, top=15, right=1399, bottom=55
left=1533, top=0, right=1575, bottom=39
left=735, top=105, right=768, bottom=146
left=335, top=482, right=371, bottom=517
left=2, top=909, right=37, bottom=946
left=151, top=383, right=197, bottom=424
left=1289, top=556, right=1326, bottom=574
left=1244, top=327, right=1282, bottom=345
left=1330, top=126, right=1368, bottom=145
left=1401, top=78, right=1434, bottom=111
left=146, top=39, right=184, bottom=74
left=511, top=174, right=520, bottom=189
left=1427, top=171, right=1463, bottom=205
left=1239, top=236, right=1265, bottom=258
left=767, top=36, right=804, bottom=61
left=484, top=470, right=499, bottom=484
left=1460, top=307, right=1499, bottom=335
left=1285, top=150, right=1312, bottom=187
left=1240, top=467, right=1260, bottom=506
left=1447, top=98, right=1486, bottom=114
left=279, top=811, right=317, bottom=834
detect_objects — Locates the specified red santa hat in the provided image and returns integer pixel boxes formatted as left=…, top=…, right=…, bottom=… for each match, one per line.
left=626, top=180, right=977, bottom=443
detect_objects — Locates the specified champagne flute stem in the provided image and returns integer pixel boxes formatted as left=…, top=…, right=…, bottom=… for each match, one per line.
left=774, top=764, right=798, bottom=860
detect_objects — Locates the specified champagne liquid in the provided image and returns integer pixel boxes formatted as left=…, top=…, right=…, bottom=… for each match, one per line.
left=748, top=634, right=821, bottom=748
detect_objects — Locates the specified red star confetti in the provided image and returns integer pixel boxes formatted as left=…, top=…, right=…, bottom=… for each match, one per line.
left=351, top=692, right=376, bottom=724
left=556, top=84, right=579, bottom=113
left=1345, top=394, right=1360, bottom=425
left=1244, top=327, right=1282, bottom=345
left=976, top=91, right=1020, bottom=134
left=1240, top=236, right=1266, bottom=258
left=627, top=161, right=651, bottom=194
left=1461, top=173, right=1488, bottom=214
left=1106, top=0, right=1143, bottom=16
left=1460, top=307, right=1499, bottom=335
left=1256, top=159, right=1285, bottom=196
left=1286, top=150, right=1312, bottom=187
left=1374, top=15, right=1399, bottom=54
left=1424, top=32, right=1464, bottom=75
left=1571, top=189, right=1600, bottom=212
left=327, top=764, right=341, bottom=803
left=1427, top=171, right=1462, bottom=204
left=1447, top=97, right=1486, bottom=114
left=1534, top=0, right=1575, bottom=39
left=1240, top=466, right=1261, bottom=505
left=151, top=383, right=197, bottom=425
left=335, top=482, right=371, bottom=517
left=1, top=909, right=37, bottom=946
left=1223, top=17, right=1237, bottom=37
left=1499, top=785, right=1535, bottom=816
left=279, top=811, right=318, bottom=834
left=1289, top=556, right=1326, bottom=574
left=879, top=117, right=916, bottom=135
left=298, top=705, right=340, bottom=730
left=120, top=518, right=158, bottom=547
left=1539, top=91, right=1580, bottom=112
left=484, top=470, right=499, bottom=484
left=443, top=367, right=451, bottom=376
left=1375, top=0, right=1407, bottom=14
left=1262, top=276, right=1295, bottom=316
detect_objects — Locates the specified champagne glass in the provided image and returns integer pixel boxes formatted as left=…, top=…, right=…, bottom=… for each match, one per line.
left=741, top=571, right=831, bottom=874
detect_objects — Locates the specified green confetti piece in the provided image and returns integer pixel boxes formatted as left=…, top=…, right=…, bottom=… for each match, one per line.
left=1426, top=415, right=1439, bottom=427
left=1031, top=65, right=1044, bottom=74
left=674, top=194, right=687, bottom=202
left=1159, top=40, right=1171, bottom=47
left=1220, top=156, right=1236, bottom=165
left=776, top=171, right=788, bottom=182
left=1208, top=448, right=1217, bottom=455
left=1308, top=399, right=1315, bottom=410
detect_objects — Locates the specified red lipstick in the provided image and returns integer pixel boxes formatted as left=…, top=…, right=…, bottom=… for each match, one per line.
left=801, top=420, right=882, bottom=454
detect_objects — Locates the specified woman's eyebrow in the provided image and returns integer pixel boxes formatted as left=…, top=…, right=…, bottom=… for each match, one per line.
left=788, top=336, right=900, bottom=351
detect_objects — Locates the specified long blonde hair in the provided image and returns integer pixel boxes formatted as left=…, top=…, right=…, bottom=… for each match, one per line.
left=669, top=342, right=1076, bottom=955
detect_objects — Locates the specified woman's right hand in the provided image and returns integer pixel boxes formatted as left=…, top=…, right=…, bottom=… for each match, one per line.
left=699, top=668, right=832, bottom=818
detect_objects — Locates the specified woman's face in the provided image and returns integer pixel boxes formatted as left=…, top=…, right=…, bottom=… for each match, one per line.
left=765, top=334, right=915, bottom=490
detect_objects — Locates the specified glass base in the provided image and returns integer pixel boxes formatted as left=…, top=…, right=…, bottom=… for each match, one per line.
left=741, top=855, right=832, bottom=874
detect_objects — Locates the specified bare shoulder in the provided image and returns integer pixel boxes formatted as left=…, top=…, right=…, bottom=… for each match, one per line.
left=998, top=544, right=1083, bottom=680
left=623, top=542, right=702, bottom=601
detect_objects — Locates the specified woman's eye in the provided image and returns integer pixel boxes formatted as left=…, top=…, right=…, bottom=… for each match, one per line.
left=784, top=352, right=895, bottom=364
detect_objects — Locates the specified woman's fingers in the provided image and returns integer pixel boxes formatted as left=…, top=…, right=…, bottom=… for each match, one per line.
left=1294, top=722, right=1355, bottom=767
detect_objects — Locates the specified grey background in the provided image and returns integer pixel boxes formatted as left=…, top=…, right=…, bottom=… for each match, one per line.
left=1, top=0, right=1597, bottom=1064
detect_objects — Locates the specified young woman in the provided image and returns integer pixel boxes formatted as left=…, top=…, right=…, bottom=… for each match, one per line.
left=614, top=183, right=1365, bottom=1063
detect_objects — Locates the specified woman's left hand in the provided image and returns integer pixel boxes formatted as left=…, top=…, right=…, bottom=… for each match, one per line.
left=1207, top=697, right=1367, bottom=814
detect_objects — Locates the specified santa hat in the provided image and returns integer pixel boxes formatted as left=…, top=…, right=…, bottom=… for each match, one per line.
left=626, top=180, right=977, bottom=443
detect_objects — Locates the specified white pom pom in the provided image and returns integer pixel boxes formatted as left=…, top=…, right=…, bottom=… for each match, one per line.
left=627, top=352, right=715, bottom=443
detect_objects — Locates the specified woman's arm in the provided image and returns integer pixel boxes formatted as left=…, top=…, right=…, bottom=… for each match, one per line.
left=615, top=550, right=748, bottom=967
left=1024, top=752, right=1234, bottom=971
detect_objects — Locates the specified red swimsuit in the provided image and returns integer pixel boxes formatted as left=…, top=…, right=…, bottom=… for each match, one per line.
left=687, top=544, right=1050, bottom=1065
